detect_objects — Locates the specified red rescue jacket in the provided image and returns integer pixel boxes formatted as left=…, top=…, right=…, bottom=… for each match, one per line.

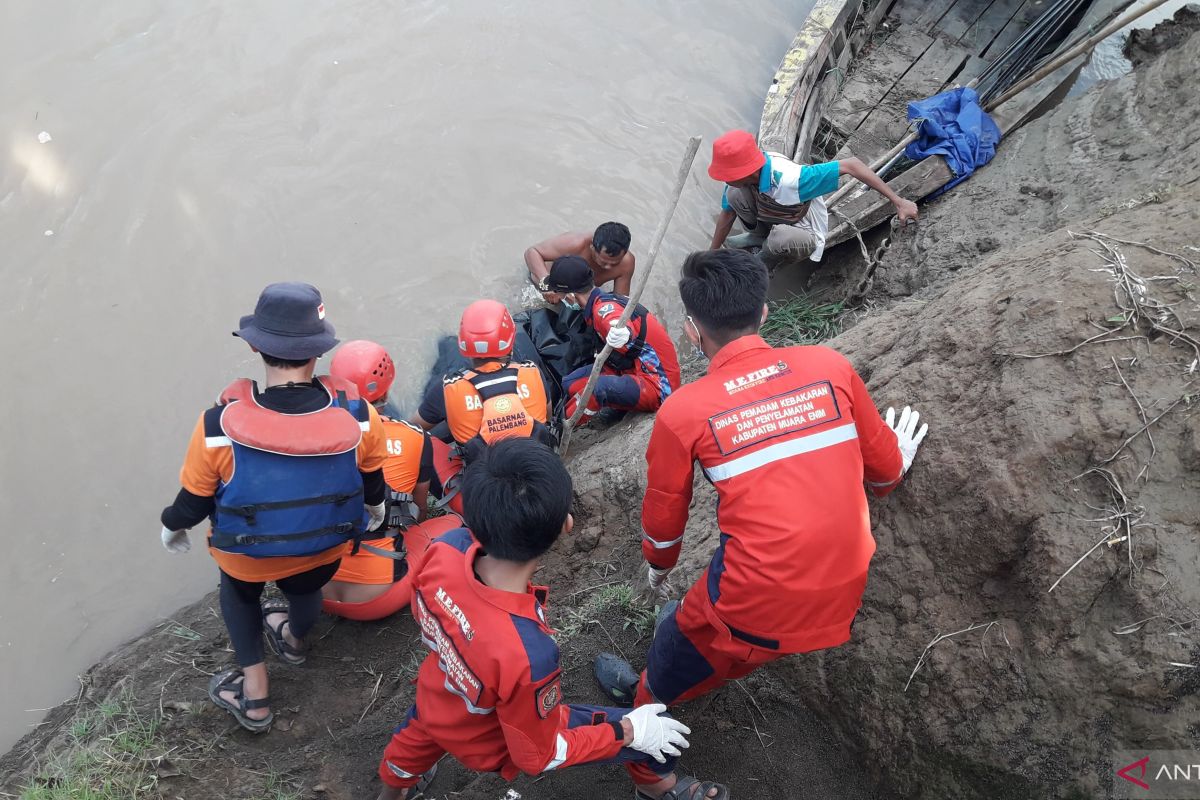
left=640, top=335, right=903, bottom=654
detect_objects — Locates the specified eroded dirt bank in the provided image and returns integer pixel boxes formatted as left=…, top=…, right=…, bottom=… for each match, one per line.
left=5, top=16, right=1200, bottom=800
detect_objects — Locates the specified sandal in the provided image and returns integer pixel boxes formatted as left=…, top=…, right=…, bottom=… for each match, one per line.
left=207, top=668, right=273, bottom=733
left=636, top=775, right=730, bottom=800
left=262, top=601, right=306, bottom=665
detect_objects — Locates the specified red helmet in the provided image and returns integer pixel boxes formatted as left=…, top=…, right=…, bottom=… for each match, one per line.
left=459, top=300, right=515, bottom=359
left=330, top=340, right=395, bottom=403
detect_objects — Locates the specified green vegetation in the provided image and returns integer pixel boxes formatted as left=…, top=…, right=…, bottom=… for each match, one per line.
left=20, top=695, right=165, bottom=800
left=558, top=583, right=657, bottom=640
left=760, top=295, right=844, bottom=347
left=263, top=768, right=303, bottom=800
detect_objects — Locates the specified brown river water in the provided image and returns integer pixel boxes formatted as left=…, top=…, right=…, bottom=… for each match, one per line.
left=0, top=0, right=814, bottom=752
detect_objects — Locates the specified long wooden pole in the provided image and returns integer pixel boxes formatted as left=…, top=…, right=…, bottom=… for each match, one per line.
left=558, top=135, right=702, bottom=457
left=825, top=0, right=1172, bottom=210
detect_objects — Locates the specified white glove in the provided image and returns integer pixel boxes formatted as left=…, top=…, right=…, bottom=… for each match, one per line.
left=647, top=565, right=673, bottom=601
left=161, top=526, right=190, bottom=554
left=366, top=501, right=387, bottom=532
left=885, top=406, right=929, bottom=474
left=624, top=703, right=690, bottom=763
left=605, top=324, right=632, bottom=349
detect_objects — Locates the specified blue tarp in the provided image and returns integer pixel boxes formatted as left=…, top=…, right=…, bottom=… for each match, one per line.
left=904, top=87, right=1001, bottom=196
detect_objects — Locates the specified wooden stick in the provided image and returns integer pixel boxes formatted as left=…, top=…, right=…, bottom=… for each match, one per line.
left=827, top=0, right=1173, bottom=211
left=558, top=135, right=702, bottom=457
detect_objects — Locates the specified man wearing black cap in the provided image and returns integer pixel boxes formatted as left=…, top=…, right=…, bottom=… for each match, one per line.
left=540, top=256, right=681, bottom=425
left=159, top=282, right=389, bottom=733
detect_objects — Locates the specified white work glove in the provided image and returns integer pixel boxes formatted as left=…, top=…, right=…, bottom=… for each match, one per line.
left=366, top=501, right=387, bottom=532
left=885, top=406, right=929, bottom=474
left=605, top=324, right=632, bottom=349
left=161, top=526, right=191, bottom=554
left=646, top=565, right=673, bottom=602
left=624, top=703, right=690, bottom=763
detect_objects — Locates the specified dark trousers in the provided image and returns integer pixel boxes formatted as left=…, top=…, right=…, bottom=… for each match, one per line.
left=218, top=560, right=340, bottom=667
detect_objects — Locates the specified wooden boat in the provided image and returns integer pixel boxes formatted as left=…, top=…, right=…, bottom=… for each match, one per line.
left=758, top=0, right=1134, bottom=249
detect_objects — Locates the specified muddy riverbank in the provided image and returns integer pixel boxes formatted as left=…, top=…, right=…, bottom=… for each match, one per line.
left=5, top=9, right=1200, bottom=800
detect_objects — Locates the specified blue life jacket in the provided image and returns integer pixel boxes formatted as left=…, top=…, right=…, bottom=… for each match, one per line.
left=207, top=377, right=370, bottom=558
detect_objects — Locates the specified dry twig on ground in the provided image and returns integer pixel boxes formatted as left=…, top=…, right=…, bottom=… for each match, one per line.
left=904, top=621, right=1009, bottom=692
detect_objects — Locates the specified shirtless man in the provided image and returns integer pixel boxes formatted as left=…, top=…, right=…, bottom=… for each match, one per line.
left=525, top=221, right=635, bottom=303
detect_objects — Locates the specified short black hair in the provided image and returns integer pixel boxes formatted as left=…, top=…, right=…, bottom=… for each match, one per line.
left=678, top=249, right=768, bottom=341
left=261, top=353, right=313, bottom=369
left=593, top=222, right=631, bottom=256
left=462, top=438, right=572, bottom=562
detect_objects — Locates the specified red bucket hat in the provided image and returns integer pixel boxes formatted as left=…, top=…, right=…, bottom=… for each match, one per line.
left=708, top=130, right=766, bottom=183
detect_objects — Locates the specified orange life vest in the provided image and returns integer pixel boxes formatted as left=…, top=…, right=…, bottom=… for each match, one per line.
left=452, top=366, right=537, bottom=444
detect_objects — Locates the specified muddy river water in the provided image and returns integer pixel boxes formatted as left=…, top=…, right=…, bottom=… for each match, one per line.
left=0, top=0, right=815, bottom=751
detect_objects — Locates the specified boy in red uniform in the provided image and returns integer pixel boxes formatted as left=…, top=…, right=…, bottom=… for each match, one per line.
left=539, top=256, right=681, bottom=425
left=596, top=249, right=928, bottom=708
left=375, top=438, right=728, bottom=800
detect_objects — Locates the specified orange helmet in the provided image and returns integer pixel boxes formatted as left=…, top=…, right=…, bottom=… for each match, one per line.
left=458, top=300, right=515, bottom=359
left=330, top=340, right=395, bottom=403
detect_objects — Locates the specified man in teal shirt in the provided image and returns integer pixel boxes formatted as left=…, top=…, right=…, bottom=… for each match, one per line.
left=708, top=129, right=918, bottom=271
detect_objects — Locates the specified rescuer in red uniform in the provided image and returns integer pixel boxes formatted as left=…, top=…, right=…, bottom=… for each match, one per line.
left=595, top=248, right=928, bottom=708
left=375, top=438, right=729, bottom=800
left=540, top=255, right=681, bottom=425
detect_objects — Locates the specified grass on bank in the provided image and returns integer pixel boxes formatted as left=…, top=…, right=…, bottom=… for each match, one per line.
left=760, top=295, right=844, bottom=347
left=20, top=695, right=166, bottom=800
left=558, top=583, right=657, bottom=640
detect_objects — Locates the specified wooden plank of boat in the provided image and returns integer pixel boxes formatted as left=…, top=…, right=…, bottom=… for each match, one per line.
left=759, top=0, right=858, bottom=156
left=957, top=0, right=1028, bottom=55
left=828, top=155, right=953, bottom=243
left=894, top=0, right=959, bottom=30
left=824, top=52, right=1086, bottom=247
left=981, top=0, right=1042, bottom=58
left=795, top=71, right=838, bottom=162
left=845, top=35, right=973, bottom=162
left=825, top=28, right=936, bottom=134
left=938, top=0, right=1003, bottom=43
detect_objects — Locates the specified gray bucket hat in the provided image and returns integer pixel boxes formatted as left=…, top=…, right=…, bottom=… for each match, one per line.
left=233, top=282, right=339, bottom=360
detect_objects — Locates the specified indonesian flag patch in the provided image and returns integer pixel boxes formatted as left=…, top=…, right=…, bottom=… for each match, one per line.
left=317, top=303, right=326, bottom=320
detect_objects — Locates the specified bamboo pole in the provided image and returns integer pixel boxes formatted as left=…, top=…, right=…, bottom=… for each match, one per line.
left=825, top=0, right=1173, bottom=210
left=558, top=135, right=702, bottom=457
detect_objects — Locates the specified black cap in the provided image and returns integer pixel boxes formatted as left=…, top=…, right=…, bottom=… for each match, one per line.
left=539, top=255, right=594, bottom=293
left=233, top=282, right=339, bottom=360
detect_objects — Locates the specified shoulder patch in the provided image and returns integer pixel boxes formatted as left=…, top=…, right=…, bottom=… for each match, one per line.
left=598, top=302, right=616, bottom=316
left=534, top=675, right=563, bottom=720
left=511, top=615, right=560, bottom=683
left=514, top=360, right=539, bottom=370
left=432, top=527, right=474, bottom=554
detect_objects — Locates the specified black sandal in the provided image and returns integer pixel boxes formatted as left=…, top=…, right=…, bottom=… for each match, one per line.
left=636, top=775, right=730, bottom=800
left=207, top=668, right=273, bottom=733
left=261, top=601, right=306, bottom=665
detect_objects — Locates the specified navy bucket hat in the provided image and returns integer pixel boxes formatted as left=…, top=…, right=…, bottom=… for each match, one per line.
left=233, top=282, right=339, bottom=360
